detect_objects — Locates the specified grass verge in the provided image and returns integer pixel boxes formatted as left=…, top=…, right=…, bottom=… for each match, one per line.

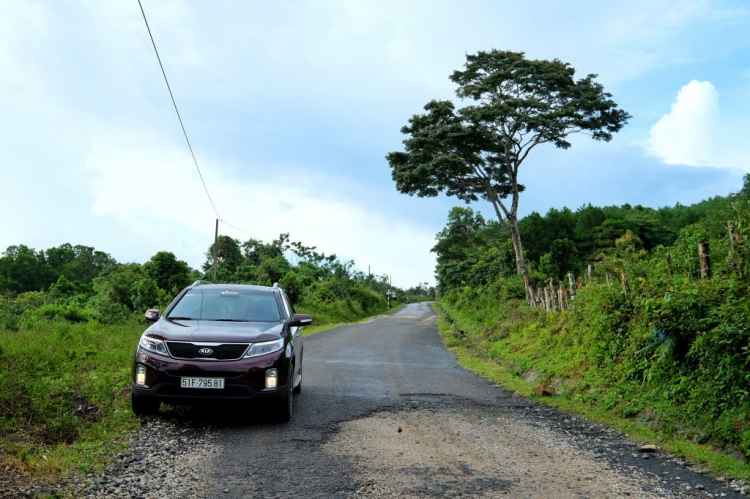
left=434, top=301, right=750, bottom=480
left=0, top=321, right=142, bottom=481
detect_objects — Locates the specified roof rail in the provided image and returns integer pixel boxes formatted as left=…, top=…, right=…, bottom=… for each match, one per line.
left=191, top=280, right=214, bottom=287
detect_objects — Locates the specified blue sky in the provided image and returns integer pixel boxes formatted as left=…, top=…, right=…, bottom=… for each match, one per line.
left=1, top=0, right=748, bottom=289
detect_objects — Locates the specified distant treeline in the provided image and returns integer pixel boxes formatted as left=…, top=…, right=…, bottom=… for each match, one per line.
left=435, top=175, right=750, bottom=292
left=0, top=233, right=427, bottom=330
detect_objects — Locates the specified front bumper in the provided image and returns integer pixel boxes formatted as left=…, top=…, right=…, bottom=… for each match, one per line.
left=131, top=347, right=290, bottom=403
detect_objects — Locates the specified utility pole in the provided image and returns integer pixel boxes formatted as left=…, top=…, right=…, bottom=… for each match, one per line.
left=212, top=219, right=219, bottom=282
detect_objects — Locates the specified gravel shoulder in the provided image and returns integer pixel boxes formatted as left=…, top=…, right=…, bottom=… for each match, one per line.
left=3, top=415, right=219, bottom=499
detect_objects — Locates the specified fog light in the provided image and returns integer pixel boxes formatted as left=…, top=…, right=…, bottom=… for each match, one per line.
left=265, top=369, right=278, bottom=389
left=136, top=364, right=147, bottom=386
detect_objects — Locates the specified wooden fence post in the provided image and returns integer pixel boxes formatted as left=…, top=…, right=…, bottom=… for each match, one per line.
left=558, top=281, right=567, bottom=310
left=621, top=269, right=630, bottom=298
left=698, top=242, right=711, bottom=279
left=567, top=272, right=576, bottom=300
left=547, top=278, right=555, bottom=312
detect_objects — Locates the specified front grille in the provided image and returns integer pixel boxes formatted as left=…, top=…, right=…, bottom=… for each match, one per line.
left=166, top=342, right=249, bottom=360
left=166, top=370, right=242, bottom=378
left=156, top=384, right=253, bottom=398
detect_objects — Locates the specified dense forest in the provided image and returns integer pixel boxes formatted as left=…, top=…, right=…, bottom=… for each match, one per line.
left=436, top=174, right=750, bottom=461
left=0, top=233, right=422, bottom=331
left=435, top=175, right=750, bottom=293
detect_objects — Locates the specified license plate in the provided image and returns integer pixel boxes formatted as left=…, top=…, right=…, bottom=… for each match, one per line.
left=181, top=377, right=224, bottom=389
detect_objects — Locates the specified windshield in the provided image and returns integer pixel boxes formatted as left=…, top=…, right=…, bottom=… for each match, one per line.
left=168, top=289, right=281, bottom=322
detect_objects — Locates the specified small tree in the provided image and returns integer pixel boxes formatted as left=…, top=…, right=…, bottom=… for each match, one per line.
left=387, top=50, right=630, bottom=300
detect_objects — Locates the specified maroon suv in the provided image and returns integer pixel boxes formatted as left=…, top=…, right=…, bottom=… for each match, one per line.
left=130, top=281, right=311, bottom=422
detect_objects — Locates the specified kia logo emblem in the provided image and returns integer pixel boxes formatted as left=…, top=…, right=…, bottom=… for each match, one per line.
left=199, top=348, right=213, bottom=356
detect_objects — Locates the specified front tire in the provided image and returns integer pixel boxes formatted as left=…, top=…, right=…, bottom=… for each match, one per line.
left=293, top=368, right=302, bottom=394
left=275, top=368, right=294, bottom=423
left=132, top=393, right=160, bottom=416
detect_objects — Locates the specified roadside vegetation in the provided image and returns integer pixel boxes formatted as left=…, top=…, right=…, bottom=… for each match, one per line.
left=434, top=175, right=750, bottom=477
left=0, top=234, right=404, bottom=480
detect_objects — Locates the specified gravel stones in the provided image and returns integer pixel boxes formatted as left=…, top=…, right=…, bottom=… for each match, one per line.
left=6, top=415, right=220, bottom=499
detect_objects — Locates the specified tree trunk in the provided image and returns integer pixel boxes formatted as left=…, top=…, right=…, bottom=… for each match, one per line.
left=507, top=217, right=532, bottom=302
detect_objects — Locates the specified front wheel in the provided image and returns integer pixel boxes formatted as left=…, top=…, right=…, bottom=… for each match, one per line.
left=132, top=393, right=160, bottom=416
left=274, top=369, right=294, bottom=423
left=293, top=368, right=302, bottom=394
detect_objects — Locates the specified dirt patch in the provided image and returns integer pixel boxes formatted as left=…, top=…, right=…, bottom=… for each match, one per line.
left=326, top=406, right=669, bottom=498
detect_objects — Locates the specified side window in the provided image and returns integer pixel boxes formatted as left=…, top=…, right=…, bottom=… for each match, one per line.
left=281, top=293, right=293, bottom=319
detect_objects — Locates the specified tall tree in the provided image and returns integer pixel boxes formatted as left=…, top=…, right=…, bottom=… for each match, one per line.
left=387, top=50, right=630, bottom=300
left=144, top=251, right=193, bottom=293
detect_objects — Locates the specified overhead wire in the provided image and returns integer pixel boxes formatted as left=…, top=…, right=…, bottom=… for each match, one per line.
left=220, top=220, right=259, bottom=240
left=137, top=0, right=220, bottom=219
left=137, top=0, right=264, bottom=241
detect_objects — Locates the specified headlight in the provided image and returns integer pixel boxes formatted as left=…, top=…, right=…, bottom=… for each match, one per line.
left=139, top=335, right=169, bottom=356
left=244, top=338, right=284, bottom=358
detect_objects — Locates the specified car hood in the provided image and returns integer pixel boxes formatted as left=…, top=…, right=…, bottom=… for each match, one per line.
left=144, top=319, right=284, bottom=343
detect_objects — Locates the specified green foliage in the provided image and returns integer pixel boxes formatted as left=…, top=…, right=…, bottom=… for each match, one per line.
left=0, top=320, right=141, bottom=474
left=539, top=238, right=578, bottom=280
left=436, top=179, right=750, bottom=464
left=199, top=233, right=390, bottom=318
left=143, top=251, right=193, bottom=296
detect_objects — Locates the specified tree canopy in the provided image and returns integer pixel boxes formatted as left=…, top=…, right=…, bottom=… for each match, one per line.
left=388, top=50, right=630, bottom=299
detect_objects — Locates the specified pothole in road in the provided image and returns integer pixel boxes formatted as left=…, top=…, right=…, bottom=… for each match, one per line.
left=324, top=407, right=670, bottom=498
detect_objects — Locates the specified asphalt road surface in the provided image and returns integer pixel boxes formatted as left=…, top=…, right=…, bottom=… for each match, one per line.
left=131, top=303, right=744, bottom=498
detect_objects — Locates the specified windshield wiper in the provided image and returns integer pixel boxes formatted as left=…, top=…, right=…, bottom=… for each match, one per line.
left=167, top=316, right=197, bottom=321
left=213, top=319, right=251, bottom=322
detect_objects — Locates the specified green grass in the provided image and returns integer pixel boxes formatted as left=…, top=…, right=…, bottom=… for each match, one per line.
left=435, top=301, right=750, bottom=480
left=301, top=302, right=404, bottom=337
left=0, top=320, right=142, bottom=480
left=296, top=296, right=388, bottom=328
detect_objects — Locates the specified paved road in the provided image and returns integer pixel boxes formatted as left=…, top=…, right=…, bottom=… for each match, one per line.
left=204, top=301, right=522, bottom=498
left=171, top=303, right=741, bottom=498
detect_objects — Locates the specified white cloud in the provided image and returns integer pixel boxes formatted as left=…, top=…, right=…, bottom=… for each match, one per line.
left=647, top=80, right=750, bottom=171
left=648, top=80, right=719, bottom=166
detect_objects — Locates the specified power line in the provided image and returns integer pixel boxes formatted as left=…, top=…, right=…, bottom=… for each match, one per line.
left=220, top=220, right=258, bottom=240
left=137, top=0, right=221, bottom=220
left=137, top=0, right=262, bottom=243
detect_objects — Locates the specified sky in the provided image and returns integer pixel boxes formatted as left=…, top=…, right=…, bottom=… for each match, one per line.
left=1, top=0, right=749, bottom=289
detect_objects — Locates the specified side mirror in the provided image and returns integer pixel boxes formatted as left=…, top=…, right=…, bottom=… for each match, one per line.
left=289, top=313, right=312, bottom=327
left=145, top=309, right=160, bottom=322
